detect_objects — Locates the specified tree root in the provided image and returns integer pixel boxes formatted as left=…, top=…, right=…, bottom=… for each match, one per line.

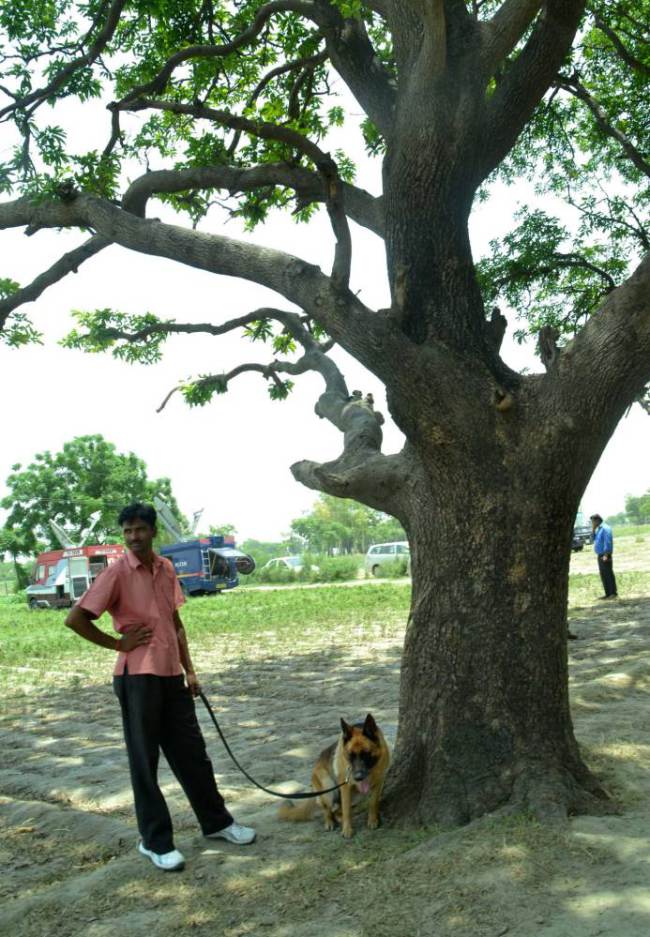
left=383, top=755, right=617, bottom=829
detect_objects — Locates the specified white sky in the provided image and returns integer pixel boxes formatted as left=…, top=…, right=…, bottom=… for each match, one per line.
left=1, top=94, right=648, bottom=542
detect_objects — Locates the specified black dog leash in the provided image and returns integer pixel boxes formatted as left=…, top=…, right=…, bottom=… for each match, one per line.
left=199, top=689, right=348, bottom=800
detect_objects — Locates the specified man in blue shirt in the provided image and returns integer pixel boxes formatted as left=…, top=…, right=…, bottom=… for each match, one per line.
left=590, top=513, right=618, bottom=599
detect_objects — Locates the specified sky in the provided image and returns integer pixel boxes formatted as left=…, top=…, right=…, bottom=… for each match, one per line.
left=1, top=93, right=648, bottom=543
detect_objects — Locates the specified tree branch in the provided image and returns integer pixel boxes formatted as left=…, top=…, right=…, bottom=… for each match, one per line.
left=0, top=193, right=382, bottom=369
left=156, top=362, right=287, bottom=413
left=0, top=0, right=127, bottom=121
left=591, top=13, right=650, bottom=78
left=0, top=235, right=109, bottom=332
left=118, top=98, right=354, bottom=287
left=481, top=0, right=585, bottom=178
left=154, top=307, right=346, bottom=413
left=121, top=164, right=384, bottom=237
left=134, top=163, right=380, bottom=234
left=133, top=296, right=407, bottom=510
left=115, top=1, right=318, bottom=106
left=556, top=75, right=650, bottom=179
left=312, top=2, right=397, bottom=136
left=480, top=0, right=542, bottom=73
left=557, top=253, right=650, bottom=420
left=249, top=48, right=329, bottom=108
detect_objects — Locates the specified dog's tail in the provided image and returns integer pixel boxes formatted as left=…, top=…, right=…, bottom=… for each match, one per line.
left=277, top=799, right=318, bottom=822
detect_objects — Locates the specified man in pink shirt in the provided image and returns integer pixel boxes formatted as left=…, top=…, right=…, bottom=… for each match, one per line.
left=65, top=502, right=256, bottom=871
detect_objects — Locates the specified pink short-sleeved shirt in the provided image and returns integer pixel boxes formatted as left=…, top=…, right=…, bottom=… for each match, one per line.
left=78, top=550, right=186, bottom=677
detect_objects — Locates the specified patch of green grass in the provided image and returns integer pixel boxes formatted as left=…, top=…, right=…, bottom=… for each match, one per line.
left=568, top=570, right=650, bottom=609
left=0, top=584, right=411, bottom=671
left=3, top=562, right=649, bottom=683
left=614, top=524, right=650, bottom=539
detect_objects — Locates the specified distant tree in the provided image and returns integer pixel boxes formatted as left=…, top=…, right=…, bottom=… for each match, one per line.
left=209, top=523, right=238, bottom=538
left=605, top=512, right=627, bottom=527
left=0, top=526, right=31, bottom=588
left=292, top=494, right=406, bottom=553
left=625, top=492, right=650, bottom=526
left=1, top=435, right=183, bottom=554
left=240, top=538, right=291, bottom=569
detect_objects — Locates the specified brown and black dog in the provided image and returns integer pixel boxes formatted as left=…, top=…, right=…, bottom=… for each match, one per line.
left=278, top=713, right=390, bottom=838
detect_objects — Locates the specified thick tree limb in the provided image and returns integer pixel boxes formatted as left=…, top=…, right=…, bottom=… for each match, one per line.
left=481, top=0, right=585, bottom=179
left=556, top=75, right=650, bottom=179
left=0, top=236, right=108, bottom=331
left=481, top=0, right=542, bottom=72
left=312, top=2, right=397, bottom=135
left=0, top=193, right=381, bottom=369
left=486, top=305, right=508, bottom=353
left=289, top=352, right=411, bottom=514
left=118, top=98, right=353, bottom=287
left=122, top=164, right=384, bottom=237
left=415, top=0, right=447, bottom=77
left=556, top=253, right=650, bottom=419
left=126, top=297, right=408, bottom=508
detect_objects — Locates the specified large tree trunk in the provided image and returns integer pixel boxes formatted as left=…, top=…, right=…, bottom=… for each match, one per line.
left=386, top=440, right=610, bottom=825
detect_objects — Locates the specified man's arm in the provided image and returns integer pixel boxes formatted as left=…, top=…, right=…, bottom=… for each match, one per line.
left=173, top=610, right=200, bottom=696
left=65, top=604, right=152, bottom=652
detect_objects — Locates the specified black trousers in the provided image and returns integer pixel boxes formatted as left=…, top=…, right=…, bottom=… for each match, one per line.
left=597, top=554, right=618, bottom=597
left=113, top=671, right=232, bottom=853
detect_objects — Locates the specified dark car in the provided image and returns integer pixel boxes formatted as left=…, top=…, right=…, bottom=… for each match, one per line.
left=571, top=512, right=593, bottom=552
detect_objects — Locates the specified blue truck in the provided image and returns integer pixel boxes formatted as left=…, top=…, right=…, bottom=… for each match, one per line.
left=160, top=535, right=255, bottom=596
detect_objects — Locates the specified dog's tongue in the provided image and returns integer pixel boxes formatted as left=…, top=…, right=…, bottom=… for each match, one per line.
left=357, top=778, right=370, bottom=795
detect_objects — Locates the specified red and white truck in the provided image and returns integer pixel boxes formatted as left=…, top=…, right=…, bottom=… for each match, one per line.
left=26, top=543, right=126, bottom=608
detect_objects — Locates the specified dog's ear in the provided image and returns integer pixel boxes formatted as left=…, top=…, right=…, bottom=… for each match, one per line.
left=340, top=718, right=354, bottom=741
left=362, top=713, right=378, bottom=741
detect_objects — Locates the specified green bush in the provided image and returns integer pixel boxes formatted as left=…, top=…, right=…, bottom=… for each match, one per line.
left=0, top=591, right=27, bottom=606
left=242, top=554, right=362, bottom=586
left=313, top=555, right=361, bottom=582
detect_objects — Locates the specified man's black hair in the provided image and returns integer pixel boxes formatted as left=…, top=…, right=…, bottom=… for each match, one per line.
left=590, top=513, right=603, bottom=524
left=118, top=502, right=157, bottom=529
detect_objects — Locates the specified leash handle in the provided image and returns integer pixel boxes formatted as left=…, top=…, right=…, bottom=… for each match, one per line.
left=199, top=690, right=347, bottom=800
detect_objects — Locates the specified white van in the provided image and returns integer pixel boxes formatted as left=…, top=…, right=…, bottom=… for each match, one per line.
left=364, top=541, right=410, bottom=577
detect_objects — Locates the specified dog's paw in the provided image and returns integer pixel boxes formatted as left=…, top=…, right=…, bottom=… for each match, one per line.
left=324, top=819, right=335, bottom=832
left=367, top=815, right=380, bottom=830
left=341, top=825, right=353, bottom=839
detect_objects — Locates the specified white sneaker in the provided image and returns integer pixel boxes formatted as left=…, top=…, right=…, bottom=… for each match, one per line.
left=138, top=841, right=185, bottom=871
left=205, top=821, right=256, bottom=845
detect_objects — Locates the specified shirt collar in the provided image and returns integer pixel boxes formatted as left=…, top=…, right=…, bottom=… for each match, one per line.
left=126, top=548, right=162, bottom=571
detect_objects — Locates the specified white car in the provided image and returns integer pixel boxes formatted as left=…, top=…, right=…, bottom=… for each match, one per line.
left=262, top=556, right=308, bottom=573
left=365, top=541, right=410, bottom=577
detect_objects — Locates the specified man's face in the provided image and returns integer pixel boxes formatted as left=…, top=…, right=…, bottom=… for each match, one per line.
left=122, top=518, right=155, bottom=556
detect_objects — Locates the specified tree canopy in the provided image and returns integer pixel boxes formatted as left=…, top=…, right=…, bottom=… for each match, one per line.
left=1, top=434, right=183, bottom=553
left=0, top=1, right=647, bottom=382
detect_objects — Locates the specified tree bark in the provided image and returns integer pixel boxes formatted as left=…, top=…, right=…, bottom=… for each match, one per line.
left=384, top=403, right=610, bottom=825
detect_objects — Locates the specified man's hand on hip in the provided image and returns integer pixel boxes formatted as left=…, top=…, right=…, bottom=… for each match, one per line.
left=119, top=625, right=153, bottom=652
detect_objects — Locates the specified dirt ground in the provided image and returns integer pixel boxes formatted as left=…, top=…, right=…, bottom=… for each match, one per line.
left=2, top=541, right=650, bottom=937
